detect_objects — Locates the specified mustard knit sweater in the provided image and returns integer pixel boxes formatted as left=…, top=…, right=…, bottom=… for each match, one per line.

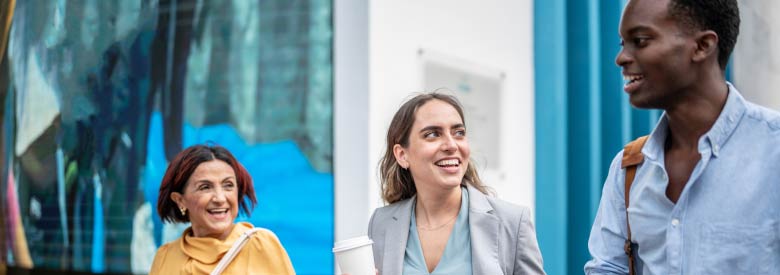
left=149, top=222, right=295, bottom=275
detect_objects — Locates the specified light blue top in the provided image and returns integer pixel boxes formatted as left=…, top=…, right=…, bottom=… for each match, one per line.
left=404, top=187, right=472, bottom=275
left=585, top=83, right=780, bottom=275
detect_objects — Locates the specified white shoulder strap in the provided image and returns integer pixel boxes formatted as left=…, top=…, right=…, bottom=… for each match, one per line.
left=210, top=228, right=265, bottom=275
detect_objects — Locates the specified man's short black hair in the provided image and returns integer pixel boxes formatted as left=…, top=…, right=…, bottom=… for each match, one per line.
left=668, top=0, right=740, bottom=70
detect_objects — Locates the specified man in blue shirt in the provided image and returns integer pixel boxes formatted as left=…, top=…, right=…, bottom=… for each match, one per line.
left=585, top=0, right=780, bottom=274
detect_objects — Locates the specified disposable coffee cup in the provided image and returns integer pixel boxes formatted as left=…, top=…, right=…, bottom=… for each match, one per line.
left=333, top=236, right=375, bottom=275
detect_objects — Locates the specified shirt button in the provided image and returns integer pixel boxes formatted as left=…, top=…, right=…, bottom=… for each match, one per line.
left=671, top=219, right=680, bottom=227
left=713, top=145, right=720, bottom=154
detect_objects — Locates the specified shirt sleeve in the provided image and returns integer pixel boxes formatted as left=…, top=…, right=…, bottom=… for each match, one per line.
left=584, top=151, right=631, bottom=275
left=368, top=209, right=376, bottom=239
left=513, top=207, right=547, bottom=275
left=367, top=209, right=382, bottom=273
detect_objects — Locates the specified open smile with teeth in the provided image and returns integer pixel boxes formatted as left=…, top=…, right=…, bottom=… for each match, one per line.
left=624, top=74, right=644, bottom=84
left=207, top=208, right=229, bottom=217
left=623, top=74, right=644, bottom=92
left=435, top=159, right=460, bottom=167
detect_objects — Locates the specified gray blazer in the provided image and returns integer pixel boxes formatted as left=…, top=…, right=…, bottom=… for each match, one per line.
left=368, top=185, right=546, bottom=275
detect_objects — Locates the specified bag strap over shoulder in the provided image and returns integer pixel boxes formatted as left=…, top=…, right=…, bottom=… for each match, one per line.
left=210, top=227, right=265, bottom=275
left=621, top=135, right=648, bottom=275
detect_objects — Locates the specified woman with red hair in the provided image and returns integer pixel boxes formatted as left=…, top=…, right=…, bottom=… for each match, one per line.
left=150, top=144, right=294, bottom=274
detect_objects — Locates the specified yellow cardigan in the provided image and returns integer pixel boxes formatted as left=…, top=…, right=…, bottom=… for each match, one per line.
left=149, top=222, right=295, bottom=275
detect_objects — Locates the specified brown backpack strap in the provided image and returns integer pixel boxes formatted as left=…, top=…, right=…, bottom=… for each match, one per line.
left=621, top=135, right=648, bottom=275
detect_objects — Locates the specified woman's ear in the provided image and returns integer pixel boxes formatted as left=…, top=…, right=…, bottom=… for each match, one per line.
left=692, top=30, right=718, bottom=63
left=170, top=192, right=184, bottom=209
left=393, top=144, right=409, bottom=169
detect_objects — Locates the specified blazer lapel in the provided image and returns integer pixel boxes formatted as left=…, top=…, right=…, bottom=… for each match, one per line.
left=468, top=185, right=504, bottom=275
left=382, top=196, right=414, bottom=275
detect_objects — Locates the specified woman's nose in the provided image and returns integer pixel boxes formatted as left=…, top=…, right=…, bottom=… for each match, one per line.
left=441, top=134, right=457, bottom=152
left=212, top=189, right=227, bottom=202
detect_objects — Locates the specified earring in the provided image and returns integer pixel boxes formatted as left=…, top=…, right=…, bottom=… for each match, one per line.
left=180, top=207, right=187, bottom=216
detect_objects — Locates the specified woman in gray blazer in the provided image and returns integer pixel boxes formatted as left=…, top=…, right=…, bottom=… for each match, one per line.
left=368, top=93, right=545, bottom=275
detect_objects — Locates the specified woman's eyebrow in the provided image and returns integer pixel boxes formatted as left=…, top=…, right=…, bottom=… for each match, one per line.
left=419, top=125, right=442, bottom=133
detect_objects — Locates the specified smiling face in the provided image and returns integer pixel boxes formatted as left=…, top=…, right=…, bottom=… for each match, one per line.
left=393, top=99, right=470, bottom=194
left=616, top=0, right=698, bottom=109
left=171, top=159, right=239, bottom=240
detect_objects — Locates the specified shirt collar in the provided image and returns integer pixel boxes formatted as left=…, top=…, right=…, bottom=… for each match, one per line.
left=704, top=82, right=746, bottom=157
left=642, top=82, right=746, bottom=160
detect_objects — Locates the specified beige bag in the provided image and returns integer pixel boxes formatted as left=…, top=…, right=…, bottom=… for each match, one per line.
left=622, top=135, right=648, bottom=275
left=210, top=228, right=264, bottom=275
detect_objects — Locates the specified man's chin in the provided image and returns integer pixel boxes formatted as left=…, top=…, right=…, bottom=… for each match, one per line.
left=629, top=95, right=659, bottom=110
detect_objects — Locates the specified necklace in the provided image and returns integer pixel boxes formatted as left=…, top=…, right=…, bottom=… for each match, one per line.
left=417, top=211, right=459, bottom=231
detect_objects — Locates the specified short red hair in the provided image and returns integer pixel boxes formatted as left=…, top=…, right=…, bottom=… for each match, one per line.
left=157, top=144, right=257, bottom=223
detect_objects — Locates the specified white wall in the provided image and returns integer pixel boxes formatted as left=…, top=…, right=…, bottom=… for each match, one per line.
left=733, top=0, right=780, bottom=110
left=368, top=0, right=536, bottom=215
left=334, top=0, right=370, bottom=242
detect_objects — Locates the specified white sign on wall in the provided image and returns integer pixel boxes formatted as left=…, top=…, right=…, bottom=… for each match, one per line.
left=420, top=49, right=504, bottom=173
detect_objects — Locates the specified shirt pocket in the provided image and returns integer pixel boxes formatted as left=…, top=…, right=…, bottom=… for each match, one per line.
left=695, top=222, right=779, bottom=275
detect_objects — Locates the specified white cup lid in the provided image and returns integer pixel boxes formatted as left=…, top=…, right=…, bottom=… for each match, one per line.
left=333, top=236, right=373, bottom=253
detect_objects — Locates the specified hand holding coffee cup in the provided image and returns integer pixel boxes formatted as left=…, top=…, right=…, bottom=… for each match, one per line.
left=333, top=236, right=375, bottom=275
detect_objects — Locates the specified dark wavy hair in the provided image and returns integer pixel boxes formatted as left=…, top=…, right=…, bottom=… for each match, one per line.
left=668, top=0, right=740, bottom=70
left=157, top=144, right=257, bottom=223
left=378, top=92, right=490, bottom=204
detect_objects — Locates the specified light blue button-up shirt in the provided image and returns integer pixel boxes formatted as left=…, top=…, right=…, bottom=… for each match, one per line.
left=585, top=83, right=780, bottom=275
left=404, top=187, right=472, bottom=275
